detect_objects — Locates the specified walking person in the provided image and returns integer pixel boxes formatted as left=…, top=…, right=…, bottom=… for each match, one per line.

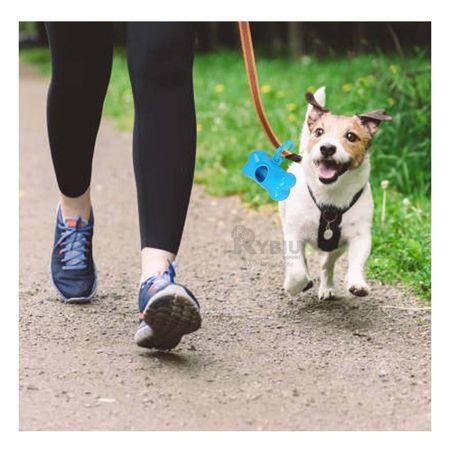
left=46, top=22, right=201, bottom=350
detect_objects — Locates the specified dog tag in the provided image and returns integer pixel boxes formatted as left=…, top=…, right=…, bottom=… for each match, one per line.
left=324, top=228, right=333, bottom=240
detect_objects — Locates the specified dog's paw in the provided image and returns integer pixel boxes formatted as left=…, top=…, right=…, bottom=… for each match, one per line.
left=318, top=286, right=336, bottom=301
left=348, top=283, right=369, bottom=297
left=283, top=275, right=312, bottom=296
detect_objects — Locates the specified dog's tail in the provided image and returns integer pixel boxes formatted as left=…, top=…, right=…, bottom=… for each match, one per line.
left=299, top=86, right=326, bottom=154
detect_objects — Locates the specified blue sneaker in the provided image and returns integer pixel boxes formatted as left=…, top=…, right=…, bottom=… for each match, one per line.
left=50, top=206, right=97, bottom=303
left=135, top=262, right=201, bottom=350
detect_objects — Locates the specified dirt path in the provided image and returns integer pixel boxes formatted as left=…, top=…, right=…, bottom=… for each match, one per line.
left=19, top=65, right=431, bottom=431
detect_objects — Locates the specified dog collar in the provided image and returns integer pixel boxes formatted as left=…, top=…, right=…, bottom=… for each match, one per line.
left=307, top=184, right=365, bottom=252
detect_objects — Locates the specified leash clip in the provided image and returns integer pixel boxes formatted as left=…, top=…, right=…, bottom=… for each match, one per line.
left=272, top=140, right=294, bottom=165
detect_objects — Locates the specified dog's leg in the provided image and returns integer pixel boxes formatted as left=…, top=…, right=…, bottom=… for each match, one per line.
left=283, top=237, right=312, bottom=295
left=347, top=233, right=371, bottom=297
left=318, top=247, right=345, bottom=300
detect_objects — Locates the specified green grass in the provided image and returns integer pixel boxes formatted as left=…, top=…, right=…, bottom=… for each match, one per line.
left=369, top=187, right=430, bottom=300
left=20, top=48, right=431, bottom=301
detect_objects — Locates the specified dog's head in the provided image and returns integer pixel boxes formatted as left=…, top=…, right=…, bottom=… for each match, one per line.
left=303, top=91, right=392, bottom=185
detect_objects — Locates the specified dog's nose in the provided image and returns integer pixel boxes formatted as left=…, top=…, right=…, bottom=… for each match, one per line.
left=320, top=144, right=336, bottom=157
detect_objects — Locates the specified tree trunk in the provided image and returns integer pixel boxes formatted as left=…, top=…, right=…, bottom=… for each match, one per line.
left=288, top=22, right=305, bottom=57
left=352, top=22, right=366, bottom=53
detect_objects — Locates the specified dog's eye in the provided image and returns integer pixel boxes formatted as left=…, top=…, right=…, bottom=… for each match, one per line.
left=314, top=128, right=324, bottom=137
left=345, top=132, right=358, bottom=142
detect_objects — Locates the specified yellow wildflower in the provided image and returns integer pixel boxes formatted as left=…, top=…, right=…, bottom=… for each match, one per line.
left=287, top=103, right=298, bottom=112
left=389, top=64, right=398, bottom=74
left=341, top=83, right=352, bottom=93
left=214, top=83, right=225, bottom=93
left=288, top=114, right=297, bottom=123
left=197, top=123, right=203, bottom=133
left=388, top=97, right=396, bottom=106
left=261, top=84, right=272, bottom=94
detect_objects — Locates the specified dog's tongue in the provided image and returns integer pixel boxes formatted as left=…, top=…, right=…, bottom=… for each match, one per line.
left=317, top=160, right=338, bottom=179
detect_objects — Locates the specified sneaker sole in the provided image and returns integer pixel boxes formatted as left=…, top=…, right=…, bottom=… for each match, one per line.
left=135, top=284, right=201, bottom=350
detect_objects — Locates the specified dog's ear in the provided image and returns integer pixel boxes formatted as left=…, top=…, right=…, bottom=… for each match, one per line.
left=305, top=91, right=329, bottom=130
left=357, top=109, right=392, bottom=136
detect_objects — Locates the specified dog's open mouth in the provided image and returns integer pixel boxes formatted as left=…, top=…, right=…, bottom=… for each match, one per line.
left=314, top=159, right=350, bottom=184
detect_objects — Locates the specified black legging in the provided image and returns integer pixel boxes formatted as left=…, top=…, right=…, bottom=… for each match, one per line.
left=45, top=22, right=196, bottom=254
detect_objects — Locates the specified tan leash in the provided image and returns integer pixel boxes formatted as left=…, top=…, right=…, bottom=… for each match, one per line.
left=238, top=22, right=301, bottom=163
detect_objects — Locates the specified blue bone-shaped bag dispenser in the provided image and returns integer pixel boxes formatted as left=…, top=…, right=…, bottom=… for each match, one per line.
left=242, top=140, right=297, bottom=201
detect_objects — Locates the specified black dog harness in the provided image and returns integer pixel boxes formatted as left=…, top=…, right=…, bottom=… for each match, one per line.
left=307, top=185, right=365, bottom=252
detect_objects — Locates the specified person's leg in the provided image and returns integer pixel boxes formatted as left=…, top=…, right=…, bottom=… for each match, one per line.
left=127, top=22, right=200, bottom=349
left=46, top=22, right=113, bottom=221
left=127, top=22, right=196, bottom=281
left=46, top=22, right=113, bottom=302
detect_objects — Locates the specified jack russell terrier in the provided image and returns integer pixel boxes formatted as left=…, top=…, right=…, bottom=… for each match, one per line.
left=279, top=87, right=391, bottom=300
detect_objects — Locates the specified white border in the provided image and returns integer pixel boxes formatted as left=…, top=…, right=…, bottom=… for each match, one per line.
left=11, top=0, right=434, bottom=21
left=2, top=0, right=448, bottom=447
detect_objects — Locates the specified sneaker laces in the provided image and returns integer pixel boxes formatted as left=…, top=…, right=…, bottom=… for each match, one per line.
left=55, top=217, right=93, bottom=270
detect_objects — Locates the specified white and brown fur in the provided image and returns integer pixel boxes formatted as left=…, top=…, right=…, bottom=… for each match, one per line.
left=279, top=87, right=391, bottom=300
